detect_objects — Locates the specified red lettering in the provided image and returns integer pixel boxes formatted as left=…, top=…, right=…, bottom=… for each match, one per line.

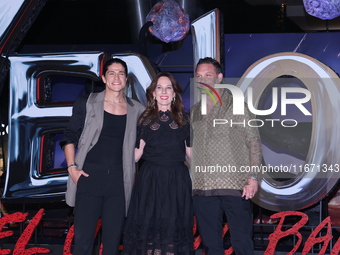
left=0, top=212, right=28, bottom=239
left=63, top=219, right=103, bottom=255
left=331, top=237, right=340, bottom=255
left=193, top=217, right=201, bottom=250
left=96, top=219, right=102, bottom=255
left=3, top=209, right=340, bottom=254
left=264, top=211, right=308, bottom=255
left=13, top=208, right=50, bottom=255
left=302, top=216, right=332, bottom=254
left=222, top=224, right=234, bottom=255
left=192, top=216, right=234, bottom=255
left=63, top=224, right=74, bottom=255
left=0, top=212, right=29, bottom=254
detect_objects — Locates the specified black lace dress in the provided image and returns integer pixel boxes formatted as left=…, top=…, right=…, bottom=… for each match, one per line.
left=123, top=110, right=193, bottom=255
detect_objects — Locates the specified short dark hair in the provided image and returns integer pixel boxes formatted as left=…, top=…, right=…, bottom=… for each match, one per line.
left=195, top=57, right=223, bottom=75
left=102, top=58, right=128, bottom=75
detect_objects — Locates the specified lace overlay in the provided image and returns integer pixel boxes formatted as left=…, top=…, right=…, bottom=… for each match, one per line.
left=123, top=111, right=193, bottom=255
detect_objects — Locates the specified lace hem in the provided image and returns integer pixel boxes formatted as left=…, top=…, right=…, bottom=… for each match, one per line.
left=123, top=218, right=193, bottom=255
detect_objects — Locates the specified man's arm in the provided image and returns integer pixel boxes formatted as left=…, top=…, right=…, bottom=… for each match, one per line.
left=64, top=143, right=89, bottom=185
left=242, top=139, right=262, bottom=200
left=250, top=139, right=262, bottom=168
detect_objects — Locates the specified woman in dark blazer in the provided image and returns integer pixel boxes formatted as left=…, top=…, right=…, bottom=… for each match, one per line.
left=61, top=58, right=144, bottom=255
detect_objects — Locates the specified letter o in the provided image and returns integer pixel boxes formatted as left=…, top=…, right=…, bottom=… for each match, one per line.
left=236, top=52, right=340, bottom=211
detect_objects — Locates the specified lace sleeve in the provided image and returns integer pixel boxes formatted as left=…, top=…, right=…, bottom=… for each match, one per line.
left=135, top=124, right=146, bottom=148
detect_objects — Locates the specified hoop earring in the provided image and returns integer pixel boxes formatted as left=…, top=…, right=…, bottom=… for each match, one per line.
left=172, top=97, right=176, bottom=105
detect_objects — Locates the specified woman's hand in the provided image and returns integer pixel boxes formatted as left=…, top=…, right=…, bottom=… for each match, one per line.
left=135, top=139, right=146, bottom=162
left=185, top=143, right=191, bottom=160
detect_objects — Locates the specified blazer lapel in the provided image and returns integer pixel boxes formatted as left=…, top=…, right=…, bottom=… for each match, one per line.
left=125, top=98, right=137, bottom=139
left=91, top=90, right=105, bottom=139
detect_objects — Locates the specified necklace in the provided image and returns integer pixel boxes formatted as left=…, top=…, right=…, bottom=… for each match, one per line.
left=105, top=97, right=125, bottom=104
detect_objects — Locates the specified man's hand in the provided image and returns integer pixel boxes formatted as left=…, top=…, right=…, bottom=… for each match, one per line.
left=242, top=179, right=258, bottom=200
left=68, top=167, right=89, bottom=185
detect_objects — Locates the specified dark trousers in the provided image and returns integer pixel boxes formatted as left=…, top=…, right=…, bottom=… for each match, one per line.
left=73, top=163, right=125, bottom=255
left=193, top=195, right=254, bottom=255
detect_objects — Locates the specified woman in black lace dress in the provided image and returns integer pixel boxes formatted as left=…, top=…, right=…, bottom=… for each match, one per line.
left=123, top=72, right=193, bottom=255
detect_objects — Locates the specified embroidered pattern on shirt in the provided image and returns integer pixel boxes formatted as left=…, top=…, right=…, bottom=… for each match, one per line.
left=143, top=119, right=151, bottom=126
left=159, top=114, right=169, bottom=122
left=150, top=122, right=160, bottom=130
left=169, top=121, right=178, bottom=129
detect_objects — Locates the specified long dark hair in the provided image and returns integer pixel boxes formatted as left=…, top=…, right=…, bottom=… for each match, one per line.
left=138, top=72, right=187, bottom=127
